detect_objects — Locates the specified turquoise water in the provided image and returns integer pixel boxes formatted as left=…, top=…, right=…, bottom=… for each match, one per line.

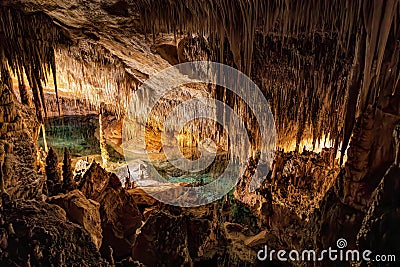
left=38, top=115, right=123, bottom=161
left=168, top=173, right=214, bottom=184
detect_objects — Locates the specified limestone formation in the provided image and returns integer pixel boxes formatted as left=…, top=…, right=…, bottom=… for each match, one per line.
left=0, top=85, right=17, bottom=124
left=132, top=211, right=192, bottom=266
left=45, top=147, right=62, bottom=196
left=0, top=200, right=107, bottom=266
left=0, top=142, right=5, bottom=194
left=394, top=123, right=400, bottom=167
left=0, top=1, right=399, bottom=267
left=49, top=190, right=103, bottom=250
left=1, top=143, right=12, bottom=195
left=62, top=148, right=76, bottom=193
left=78, top=163, right=142, bottom=258
left=357, top=163, right=400, bottom=266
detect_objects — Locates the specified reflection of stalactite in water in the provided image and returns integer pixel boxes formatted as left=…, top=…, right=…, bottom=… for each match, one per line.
left=40, top=124, right=48, bottom=152
left=99, top=111, right=109, bottom=167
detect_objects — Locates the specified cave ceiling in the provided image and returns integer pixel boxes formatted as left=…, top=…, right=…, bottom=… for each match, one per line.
left=0, top=0, right=399, bottom=157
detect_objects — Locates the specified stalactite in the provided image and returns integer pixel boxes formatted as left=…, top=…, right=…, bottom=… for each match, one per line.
left=17, top=70, right=29, bottom=105
left=341, top=28, right=365, bottom=165
left=41, top=124, right=48, bottom=153
left=55, top=42, right=139, bottom=118
left=50, top=48, right=61, bottom=116
left=0, top=7, right=63, bottom=120
left=0, top=1, right=398, bottom=163
left=134, top=0, right=399, bottom=158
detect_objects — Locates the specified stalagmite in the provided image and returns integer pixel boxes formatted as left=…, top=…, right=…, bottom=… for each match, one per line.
left=1, top=143, right=13, bottom=195
left=45, top=147, right=62, bottom=196
left=99, top=110, right=109, bottom=167
left=124, top=176, right=132, bottom=190
left=62, top=148, right=75, bottom=193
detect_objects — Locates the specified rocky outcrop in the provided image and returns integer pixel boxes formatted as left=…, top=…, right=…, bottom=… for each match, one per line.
left=356, top=125, right=400, bottom=266
left=235, top=149, right=339, bottom=237
left=0, top=84, right=43, bottom=200
left=0, top=199, right=107, bottom=266
left=49, top=189, right=103, bottom=250
left=356, top=164, right=400, bottom=266
left=78, top=162, right=113, bottom=200
left=45, top=147, right=62, bottom=196
left=62, top=147, right=76, bottom=193
left=78, top=162, right=142, bottom=259
left=127, top=187, right=158, bottom=208
left=339, top=107, right=397, bottom=211
left=234, top=157, right=273, bottom=227
left=132, top=204, right=282, bottom=266
left=315, top=186, right=364, bottom=254
left=132, top=210, right=192, bottom=266
left=315, top=108, right=400, bottom=258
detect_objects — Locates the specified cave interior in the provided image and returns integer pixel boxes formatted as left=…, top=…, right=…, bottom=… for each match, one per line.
left=0, top=0, right=399, bottom=266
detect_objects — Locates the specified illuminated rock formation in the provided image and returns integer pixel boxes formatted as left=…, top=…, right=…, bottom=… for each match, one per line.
left=0, top=1, right=399, bottom=266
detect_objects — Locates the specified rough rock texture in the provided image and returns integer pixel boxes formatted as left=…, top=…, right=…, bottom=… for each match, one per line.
left=356, top=123, right=400, bottom=266
left=234, top=157, right=273, bottom=227
left=315, top=186, right=364, bottom=254
left=0, top=84, right=44, bottom=200
left=78, top=162, right=142, bottom=259
left=315, top=107, right=400, bottom=259
left=356, top=164, right=400, bottom=266
left=235, top=148, right=339, bottom=254
left=49, top=189, right=103, bottom=250
left=127, top=187, right=157, bottom=209
left=339, top=107, right=398, bottom=211
left=62, top=147, right=77, bottom=193
left=79, top=162, right=114, bottom=200
left=0, top=1, right=399, bottom=266
left=131, top=204, right=284, bottom=266
left=45, top=147, right=62, bottom=196
left=132, top=210, right=192, bottom=266
left=0, top=199, right=108, bottom=266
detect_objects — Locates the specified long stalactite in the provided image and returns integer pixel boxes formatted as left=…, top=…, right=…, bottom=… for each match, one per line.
left=0, top=7, right=64, bottom=122
left=1, top=1, right=399, bottom=159
left=137, top=0, right=400, bottom=158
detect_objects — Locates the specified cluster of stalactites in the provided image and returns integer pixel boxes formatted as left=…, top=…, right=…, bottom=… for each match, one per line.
left=55, top=42, right=139, bottom=118
left=138, top=0, right=364, bottom=74
left=0, top=7, right=62, bottom=122
left=251, top=34, right=348, bottom=157
left=137, top=0, right=400, bottom=161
